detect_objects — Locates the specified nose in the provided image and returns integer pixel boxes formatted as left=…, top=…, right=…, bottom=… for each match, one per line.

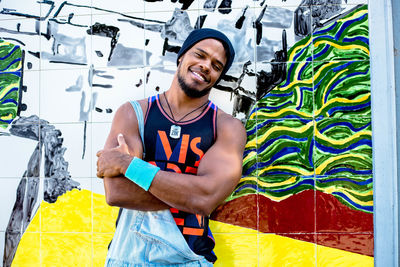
left=199, top=60, right=211, bottom=74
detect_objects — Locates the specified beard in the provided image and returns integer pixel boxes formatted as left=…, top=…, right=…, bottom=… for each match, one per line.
left=177, top=66, right=213, bottom=98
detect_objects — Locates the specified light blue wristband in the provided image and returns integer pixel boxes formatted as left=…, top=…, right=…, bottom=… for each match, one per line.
left=124, top=157, right=160, bottom=191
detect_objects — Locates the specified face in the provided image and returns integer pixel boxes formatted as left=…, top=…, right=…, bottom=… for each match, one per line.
left=177, top=38, right=227, bottom=98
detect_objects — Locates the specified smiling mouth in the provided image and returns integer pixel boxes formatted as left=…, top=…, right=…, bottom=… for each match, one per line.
left=190, top=69, right=209, bottom=83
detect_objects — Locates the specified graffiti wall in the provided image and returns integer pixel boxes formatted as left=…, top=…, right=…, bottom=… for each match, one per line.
left=0, top=0, right=373, bottom=266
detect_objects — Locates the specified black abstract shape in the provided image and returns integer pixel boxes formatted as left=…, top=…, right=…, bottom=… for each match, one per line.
left=27, top=51, right=40, bottom=58
left=146, top=71, right=151, bottom=83
left=195, top=15, right=207, bottom=29
left=136, top=79, right=143, bottom=87
left=256, top=30, right=287, bottom=100
left=218, top=0, right=232, bottom=14
left=95, top=50, right=104, bottom=57
left=27, top=62, right=32, bottom=69
left=106, top=109, right=112, bottom=113
left=145, top=39, right=150, bottom=46
left=235, top=6, right=248, bottom=29
left=4, top=115, right=80, bottom=266
left=87, top=22, right=120, bottom=62
left=203, top=0, right=218, bottom=11
left=254, top=5, right=267, bottom=45
left=162, top=38, right=181, bottom=56
left=95, top=107, right=103, bottom=112
left=294, top=6, right=311, bottom=37
left=179, top=0, right=195, bottom=10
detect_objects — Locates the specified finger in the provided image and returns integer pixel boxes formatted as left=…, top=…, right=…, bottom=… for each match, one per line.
left=117, top=133, right=127, bottom=147
left=96, top=150, right=103, bottom=157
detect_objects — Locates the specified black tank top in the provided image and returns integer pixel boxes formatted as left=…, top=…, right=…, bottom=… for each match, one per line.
left=144, top=94, right=218, bottom=263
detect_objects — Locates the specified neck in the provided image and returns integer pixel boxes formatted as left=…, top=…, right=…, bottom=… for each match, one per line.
left=167, top=78, right=211, bottom=110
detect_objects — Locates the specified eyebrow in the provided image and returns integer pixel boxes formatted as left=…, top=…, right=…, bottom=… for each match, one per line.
left=196, top=48, right=225, bottom=68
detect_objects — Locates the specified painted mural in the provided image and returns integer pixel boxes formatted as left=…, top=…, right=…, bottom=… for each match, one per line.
left=0, top=0, right=372, bottom=266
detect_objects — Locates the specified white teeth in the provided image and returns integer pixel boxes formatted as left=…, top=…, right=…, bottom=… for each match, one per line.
left=192, top=71, right=205, bottom=82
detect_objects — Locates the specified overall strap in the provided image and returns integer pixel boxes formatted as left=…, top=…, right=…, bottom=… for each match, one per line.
left=129, top=100, right=145, bottom=152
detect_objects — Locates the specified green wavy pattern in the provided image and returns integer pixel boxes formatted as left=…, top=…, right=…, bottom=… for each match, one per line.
left=0, top=40, right=22, bottom=129
left=232, top=5, right=372, bottom=213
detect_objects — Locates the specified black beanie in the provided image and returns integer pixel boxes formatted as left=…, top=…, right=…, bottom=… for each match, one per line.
left=177, top=28, right=235, bottom=82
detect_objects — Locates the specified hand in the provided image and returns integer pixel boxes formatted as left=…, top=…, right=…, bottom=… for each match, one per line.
left=96, top=134, right=133, bottom=178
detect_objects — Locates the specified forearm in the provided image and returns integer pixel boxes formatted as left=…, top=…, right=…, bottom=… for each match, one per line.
left=104, top=176, right=169, bottom=211
left=148, top=170, right=233, bottom=216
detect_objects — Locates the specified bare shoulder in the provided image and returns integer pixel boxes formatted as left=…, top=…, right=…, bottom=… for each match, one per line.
left=216, top=109, right=246, bottom=144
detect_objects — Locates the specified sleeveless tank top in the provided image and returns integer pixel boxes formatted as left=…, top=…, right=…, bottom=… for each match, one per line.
left=144, top=94, right=218, bottom=263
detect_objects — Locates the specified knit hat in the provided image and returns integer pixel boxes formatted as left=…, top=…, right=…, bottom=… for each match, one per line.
left=177, top=28, right=235, bottom=82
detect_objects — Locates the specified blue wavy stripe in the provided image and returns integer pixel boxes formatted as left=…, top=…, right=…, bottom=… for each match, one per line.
left=331, top=61, right=355, bottom=72
left=317, top=177, right=373, bottom=186
left=327, top=102, right=370, bottom=116
left=325, top=168, right=372, bottom=175
left=0, top=71, right=21, bottom=77
left=314, top=21, right=337, bottom=36
left=308, top=137, right=314, bottom=167
left=324, top=69, right=370, bottom=103
left=246, top=127, right=257, bottom=137
left=243, top=148, right=256, bottom=159
left=266, top=91, right=294, bottom=97
left=312, top=45, right=330, bottom=60
left=0, top=58, right=21, bottom=71
left=259, top=171, right=300, bottom=176
left=320, top=121, right=371, bottom=134
left=0, top=118, right=14, bottom=124
left=234, top=184, right=257, bottom=193
left=0, top=99, right=17, bottom=105
left=315, top=138, right=371, bottom=154
left=298, top=61, right=311, bottom=81
left=292, top=43, right=312, bottom=62
left=262, top=101, right=293, bottom=110
left=335, top=13, right=367, bottom=41
left=267, top=178, right=314, bottom=193
left=342, top=36, right=369, bottom=46
left=313, top=35, right=335, bottom=44
left=258, top=136, right=308, bottom=155
left=282, top=63, right=296, bottom=87
left=243, top=163, right=257, bottom=176
left=0, top=87, right=18, bottom=101
left=257, top=147, right=302, bottom=168
left=332, top=191, right=373, bottom=212
left=0, top=45, right=20, bottom=60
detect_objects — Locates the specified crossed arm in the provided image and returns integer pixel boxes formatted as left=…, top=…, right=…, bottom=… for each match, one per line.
left=96, top=100, right=247, bottom=216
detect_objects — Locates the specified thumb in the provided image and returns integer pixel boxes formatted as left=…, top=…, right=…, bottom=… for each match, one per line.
left=117, top=133, right=127, bottom=147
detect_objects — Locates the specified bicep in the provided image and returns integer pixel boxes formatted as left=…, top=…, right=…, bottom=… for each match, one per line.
left=103, top=102, right=143, bottom=157
left=196, top=119, right=246, bottom=203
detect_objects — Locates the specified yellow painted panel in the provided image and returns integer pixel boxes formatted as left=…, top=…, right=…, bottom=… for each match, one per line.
left=210, top=219, right=258, bottom=234
left=93, top=233, right=114, bottom=267
left=93, top=192, right=119, bottom=233
left=259, top=234, right=316, bottom=267
left=317, top=244, right=374, bottom=267
left=41, top=189, right=92, bottom=232
left=25, top=207, right=40, bottom=232
left=213, top=233, right=258, bottom=267
left=41, top=233, right=92, bottom=267
left=11, top=233, right=40, bottom=267
left=12, top=190, right=374, bottom=267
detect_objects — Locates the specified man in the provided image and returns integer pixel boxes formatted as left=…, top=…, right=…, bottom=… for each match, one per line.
left=96, top=28, right=246, bottom=266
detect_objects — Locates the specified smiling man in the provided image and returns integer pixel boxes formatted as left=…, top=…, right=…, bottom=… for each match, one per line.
left=96, top=28, right=246, bottom=266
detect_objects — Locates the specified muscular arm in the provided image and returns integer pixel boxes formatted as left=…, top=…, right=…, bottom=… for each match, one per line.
left=101, top=101, right=169, bottom=210
left=148, top=114, right=246, bottom=215
left=98, top=106, right=246, bottom=215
